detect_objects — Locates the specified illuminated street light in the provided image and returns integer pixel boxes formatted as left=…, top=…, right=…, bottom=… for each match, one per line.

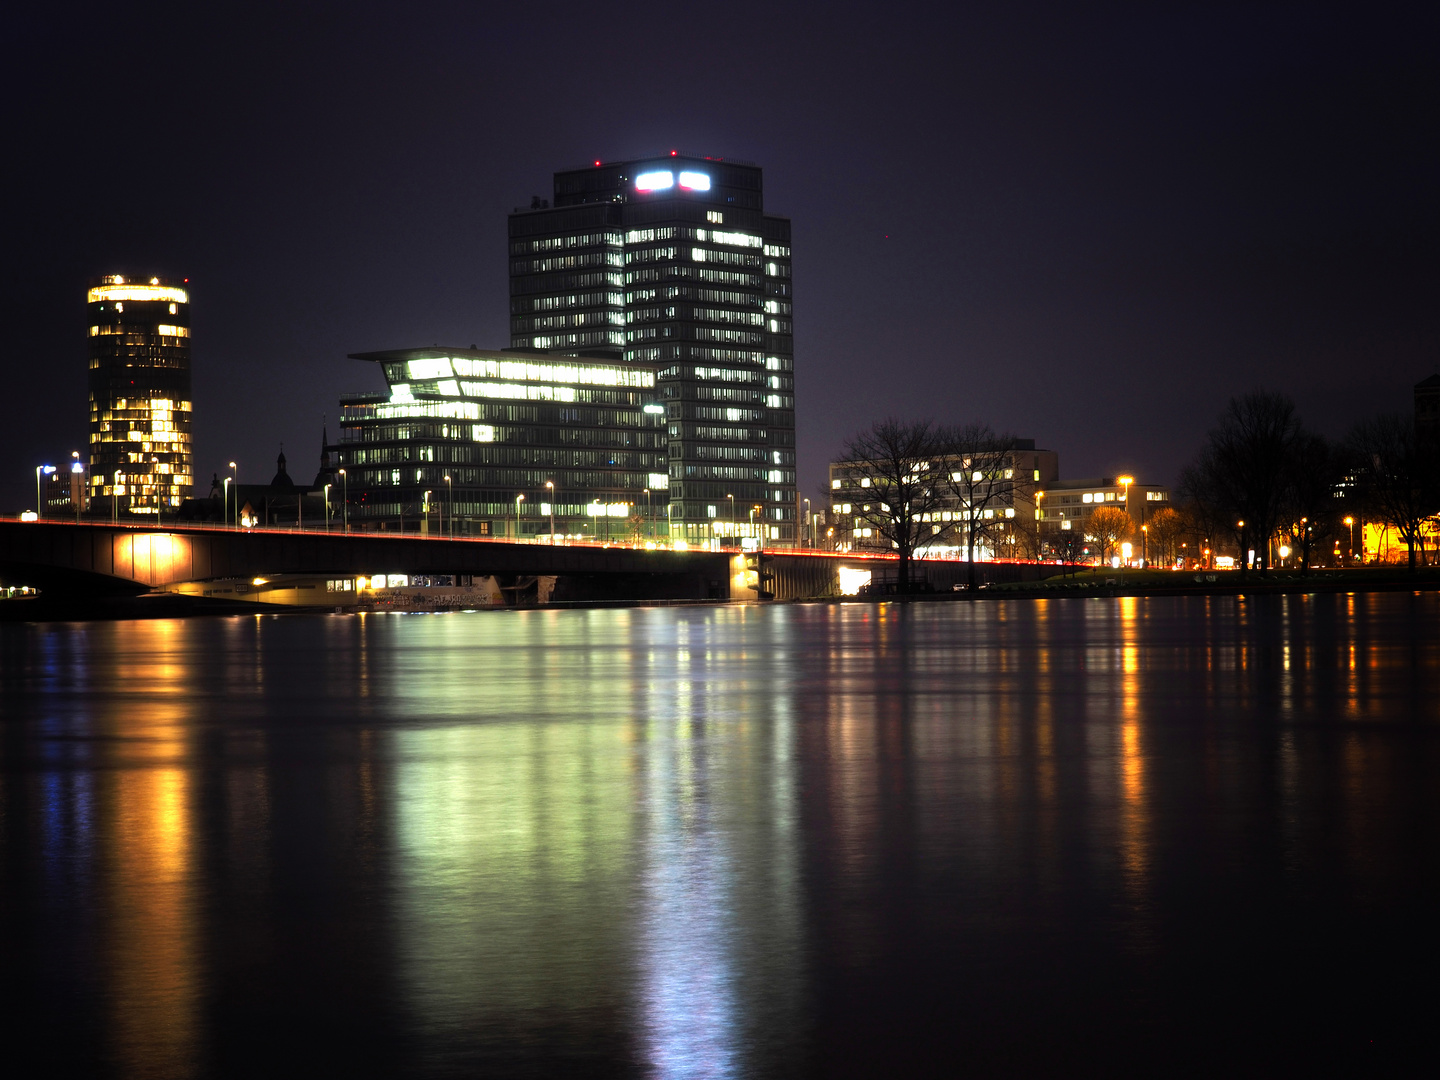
left=115, top=469, right=123, bottom=525
left=1344, top=515, right=1356, bottom=564
left=545, top=480, right=554, bottom=541
left=423, top=489, right=432, bottom=537
left=338, top=468, right=348, bottom=531
left=229, top=461, right=238, bottom=527
left=444, top=475, right=453, bottom=538
left=643, top=488, right=651, bottom=542
left=35, top=464, right=56, bottom=519
left=515, top=493, right=525, bottom=540
left=726, top=493, right=734, bottom=544
left=324, top=483, right=332, bottom=532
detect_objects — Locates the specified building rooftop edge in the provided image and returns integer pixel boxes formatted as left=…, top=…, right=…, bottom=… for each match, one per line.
left=348, top=347, right=658, bottom=367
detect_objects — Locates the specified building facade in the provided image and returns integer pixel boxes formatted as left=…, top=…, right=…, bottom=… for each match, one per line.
left=337, top=348, right=669, bottom=540
left=86, top=275, right=193, bottom=516
left=508, top=153, right=796, bottom=546
left=828, top=440, right=1059, bottom=558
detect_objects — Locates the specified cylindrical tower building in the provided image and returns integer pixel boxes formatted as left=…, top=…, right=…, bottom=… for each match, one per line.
left=87, top=275, right=193, bottom=517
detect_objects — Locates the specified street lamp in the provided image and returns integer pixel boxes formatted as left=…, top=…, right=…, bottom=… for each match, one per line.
left=228, top=461, right=238, bottom=527
left=444, top=475, right=453, bottom=538
left=1344, top=515, right=1355, bottom=565
left=423, top=489, right=432, bottom=536
left=545, top=480, right=554, bottom=541
left=324, top=483, right=332, bottom=532
left=223, top=476, right=231, bottom=528
left=35, top=465, right=55, bottom=518
left=338, top=468, right=348, bottom=531
left=72, top=451, right=84, bottom=523
left=803, top=497, right=811, bottom=548
left=1142, top=523, right=1148, bottom=567
left=726, top=493, right=734, bottom=542
left=643, top=488, right=651, bottom=541
left=515, top=493, right=525, bottom=540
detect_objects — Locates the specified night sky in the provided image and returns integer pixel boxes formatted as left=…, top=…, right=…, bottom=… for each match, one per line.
left=6, top=3, right=1436, bottom=511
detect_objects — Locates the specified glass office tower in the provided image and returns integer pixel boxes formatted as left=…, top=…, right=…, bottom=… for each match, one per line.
left=509, top=153, right=796, bottom=547
left=86, top=275, right=193, bottom=516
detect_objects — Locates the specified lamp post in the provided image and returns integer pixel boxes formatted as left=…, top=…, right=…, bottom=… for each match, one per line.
left=324, top=483, right=332, bottom=532
left=803, top=497, right=811, bottom=548
left=545, top=480, right=554, bottom=541
left=339, top=468, right=348, bottom=531
left=35, top=465, right=55, bottom=518
left=515, top=493, right=524, bottom=540
left=422, top=489, right=432, bottom=537
left=444, top=475, right=453, bottom=538
left=228, top=461, right=238, bottom=528
left=223, top=476, right=231, bottom=528
left=1344, top=515, right=1355, bottom=565
left=1237, top=520, right=1246, bottom=573
left=72, top=451, right=83, bottom=523
left=726, top=493, right=734, bottom=544
left=643, top=488, right=651, bottom=541
left=1142, top=523, right=1148, bottom=567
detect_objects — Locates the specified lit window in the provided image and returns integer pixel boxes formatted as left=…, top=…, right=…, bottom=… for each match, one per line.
left=860, top=478, right=870, bottom=488
left=831, top=479, right=840, bottom=489
left=678, top=171, right=711, bottom=190
left=1082, top=493, right=1093, bottom=503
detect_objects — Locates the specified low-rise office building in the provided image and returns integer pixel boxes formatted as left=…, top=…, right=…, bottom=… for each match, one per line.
left=827, top=439, right=1059, bottom=558
left=336, top=347, right=671, bottom=541
left=1035, top=477, right=1170, bottom=535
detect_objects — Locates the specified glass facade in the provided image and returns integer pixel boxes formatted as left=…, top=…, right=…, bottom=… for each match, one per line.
left=86, top=275, right=193, bottom=516
left=338, top=349, right=670, bottom=540
left=509, top=154, right=797, bottom=546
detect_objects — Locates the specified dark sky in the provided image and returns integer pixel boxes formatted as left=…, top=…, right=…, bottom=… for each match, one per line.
left=5, top=2, right=1436, bottom=510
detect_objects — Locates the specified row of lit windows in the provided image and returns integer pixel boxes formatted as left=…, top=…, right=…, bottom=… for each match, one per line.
left=521, top=331, right=625, bottom=349
left=511, top=252, right=623, bottom=274
left=509, top=232, right=621, bottom=255
left=625, top=267, right=762, bottom=288
left=512, top=291, right=623, bottom=313
left=89, top=323, right=190, bottom=338
left=354, top=467, right=663, bottom=489
left=403, top=355, right=654, bottom=388
left=516, top=311, right=625, bottom=331
left=511, top=271, right=624, bottom=294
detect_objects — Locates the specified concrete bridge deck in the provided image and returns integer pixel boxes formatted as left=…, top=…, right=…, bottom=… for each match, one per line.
left=0, top=520, right=1054, bottom=604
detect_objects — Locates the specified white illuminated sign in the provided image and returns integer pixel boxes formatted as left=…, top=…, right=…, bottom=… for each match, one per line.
left=678, top=171, right=710, bottom=191
left=636, top=171, right=674, bottom=191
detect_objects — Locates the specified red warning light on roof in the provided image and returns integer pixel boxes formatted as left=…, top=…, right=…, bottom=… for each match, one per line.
left=594, top=160, right=601, bottom=166
left=670, top=150, right=677, bottom=156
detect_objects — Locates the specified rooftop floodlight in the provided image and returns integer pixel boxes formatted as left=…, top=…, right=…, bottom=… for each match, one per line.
left=678, top=171, right=711, bottom=191
left=635, top=170, right=674, bottom=192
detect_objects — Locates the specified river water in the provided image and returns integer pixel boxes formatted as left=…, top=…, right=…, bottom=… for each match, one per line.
left=2, top=594, right=1438, bottom=1077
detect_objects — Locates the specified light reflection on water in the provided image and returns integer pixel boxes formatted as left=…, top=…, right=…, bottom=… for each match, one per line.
left=2, top=594, right=1439, bottom=1077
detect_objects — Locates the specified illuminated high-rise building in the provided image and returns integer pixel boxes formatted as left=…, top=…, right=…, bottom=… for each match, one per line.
left=509, top=153, right=797, bottom=546
left=87, top=274, right=193, bottom=517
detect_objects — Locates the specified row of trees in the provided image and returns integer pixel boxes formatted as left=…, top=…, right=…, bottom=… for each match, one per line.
left=835, top=419, right=1029, bottom=591
left=1180, top=391, right=1440, bottom=575
left=834, top=388, right=1439, bottom=587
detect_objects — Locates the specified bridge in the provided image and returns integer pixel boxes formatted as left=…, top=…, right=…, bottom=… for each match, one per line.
left=0, top=520, right=1051, bottom=608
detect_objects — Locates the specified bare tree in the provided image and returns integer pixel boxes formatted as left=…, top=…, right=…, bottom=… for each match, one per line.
left=938, top=423, right=1026, bottom=589
left=1180, top=391, right=1301, bottom=577
left=834, top=418, right=948, bottom=592
left=1145, top=506, right=1184, bottom=567
left=1085, top=505, right=1132, bottom=566
left=1278, top=429, right=1341, bottom=574
left=1346, top=413, right=1439, bottom=573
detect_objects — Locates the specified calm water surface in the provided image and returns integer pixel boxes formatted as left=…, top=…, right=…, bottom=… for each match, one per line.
left=3, top=595, right=1439, bottom=1077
